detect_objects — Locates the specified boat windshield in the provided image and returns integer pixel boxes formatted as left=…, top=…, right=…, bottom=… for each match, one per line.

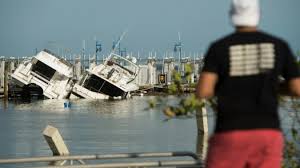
left=105, top=54, right=139, bottom=76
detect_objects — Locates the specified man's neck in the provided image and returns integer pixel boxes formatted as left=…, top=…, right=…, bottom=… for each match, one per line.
left=236, top=26, right=258, bottom=32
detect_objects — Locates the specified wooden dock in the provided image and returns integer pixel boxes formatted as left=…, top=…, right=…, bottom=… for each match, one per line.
left=0, top=88, right=3, bottom=98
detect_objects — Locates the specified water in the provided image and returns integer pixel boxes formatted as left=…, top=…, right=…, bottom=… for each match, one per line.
left=0, top=96, right=298, bottom=167
left=0, top=96, right=204, bottom=159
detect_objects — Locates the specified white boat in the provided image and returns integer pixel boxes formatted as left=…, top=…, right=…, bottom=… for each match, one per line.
left=70, top=53, right=140, bottom=99
left=11, top=49, right=74, bottom=99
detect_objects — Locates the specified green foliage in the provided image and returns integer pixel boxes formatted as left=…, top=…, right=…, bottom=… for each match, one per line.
left=148, top=98, right=157, bottom=108
left=283, top=141, right=300, bottom=168
left=297, top=59, right=300, bottom=66
left=163, top=94, right=205, bottom=118
left=184, top=63, right=193, bottom=83
left=149, top=64, right=204, bottom=119
left=291, top=128, right=299, bottom=140
left=168, top=64, right=194, bottom=95
left=168, top=82, right=179, bottom=94
left=283, top=129, right=300, bottom=168
left=168, top=70, right=183, bottom=94
left=278, top=97, right=300, bottom=167
left=161, top=64, right=206, bottom=119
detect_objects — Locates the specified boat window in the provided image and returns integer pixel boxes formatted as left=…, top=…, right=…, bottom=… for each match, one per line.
left=83, top=74, right=103, bottom=92
left=83, top=74, right=125, bottom=97
left=31, top=60, right=56, bottom=81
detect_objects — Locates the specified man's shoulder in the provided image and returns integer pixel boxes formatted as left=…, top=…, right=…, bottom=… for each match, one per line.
left=211, top=31, right=289, bottom=47
left=209, top=32, right=242, bottom=48
left=211, top=32, right=236, bottom=46
left=257, top=31, right=288, bottom=45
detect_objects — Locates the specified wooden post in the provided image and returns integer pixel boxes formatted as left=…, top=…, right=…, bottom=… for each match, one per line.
left=43, top=125, right=70, bottom=165
left=0, top=60, right=4, bottom=88
left=89, top=55, right=96, bottom=70
left=75, top=56, right=82, bottom=80
left=0, top=60, right=4, bottom=98
left=9, top=60, right=15, bottom=74
left=4, top=61, right=8, bottom=99
left=196, top=103, right=209, bottom=160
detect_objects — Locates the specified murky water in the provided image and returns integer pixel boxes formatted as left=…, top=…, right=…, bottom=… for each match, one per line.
left=0, top=96, right=298, bottom=167
left=0, top=96, right=207, bottom=159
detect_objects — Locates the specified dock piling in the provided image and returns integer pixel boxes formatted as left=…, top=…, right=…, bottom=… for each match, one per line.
left=196, top=103, right=209, bottom=160
left=3, top=61, right=8, bottom=99
left=75, top=56, right=82, bottom=80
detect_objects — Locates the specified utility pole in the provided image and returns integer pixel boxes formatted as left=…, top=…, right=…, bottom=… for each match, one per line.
left=112, top=37, right=122, bottom=56
left=120, top=48, right=127, bottom=57
left=96, top=41, right=102, bottom=65
left=82, top=40, right=86, bottom=68
left=174, top=32, right=182, bottom=74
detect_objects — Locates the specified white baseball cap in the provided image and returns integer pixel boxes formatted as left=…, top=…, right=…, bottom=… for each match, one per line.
left=230, top=0, right=260, bottom=27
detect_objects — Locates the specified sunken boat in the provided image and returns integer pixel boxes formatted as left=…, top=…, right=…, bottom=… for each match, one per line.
left=11, top=49, right=74, bottom=99
left=70, top=53, right=140, bottom=99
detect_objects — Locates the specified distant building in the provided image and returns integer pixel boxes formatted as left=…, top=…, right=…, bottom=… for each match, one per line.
left=134, top=65, right=148, bottom=86
left=147, top=58, right=157, bottom=85
left=163, top=57, right=175, bottom=85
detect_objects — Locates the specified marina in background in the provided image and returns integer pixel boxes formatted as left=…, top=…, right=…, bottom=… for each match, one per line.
left=0, top=48, right=204, bottom=99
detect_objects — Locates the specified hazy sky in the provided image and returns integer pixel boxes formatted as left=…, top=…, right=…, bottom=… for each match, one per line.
left=0, top=0, right=300, bottom=58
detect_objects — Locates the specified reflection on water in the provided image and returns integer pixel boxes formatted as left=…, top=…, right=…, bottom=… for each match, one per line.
left=0, top=96, right=199, bottom=159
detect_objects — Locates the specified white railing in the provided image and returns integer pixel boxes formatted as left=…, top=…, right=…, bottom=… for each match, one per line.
left=0, top=151, right=203, bottom=168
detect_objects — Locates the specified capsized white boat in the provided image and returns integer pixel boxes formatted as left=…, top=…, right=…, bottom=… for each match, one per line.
left=11, top=49, right=74, bottom=99
left=70, top=53, right=140, bottom=99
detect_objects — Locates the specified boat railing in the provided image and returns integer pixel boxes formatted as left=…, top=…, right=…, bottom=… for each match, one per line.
left=105, top=54, right=139, bottom=76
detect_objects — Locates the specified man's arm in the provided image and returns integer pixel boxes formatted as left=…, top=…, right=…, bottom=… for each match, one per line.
left=196, top=72, right=218, bottom=99
left=289, top=78, right=300, bottom=97
left=280, top=42, right=300, bottom=97
left=279, top=78, right=300, bottom=97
